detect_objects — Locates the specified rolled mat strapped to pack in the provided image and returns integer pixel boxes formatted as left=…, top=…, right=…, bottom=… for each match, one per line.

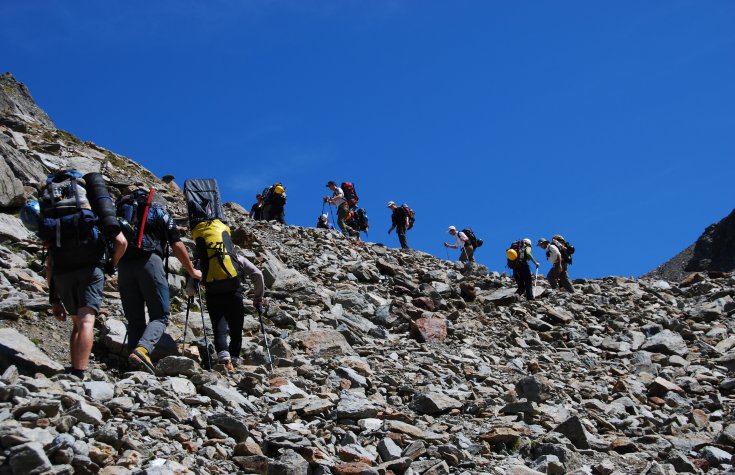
left=184, top=179, right=225, bottom=226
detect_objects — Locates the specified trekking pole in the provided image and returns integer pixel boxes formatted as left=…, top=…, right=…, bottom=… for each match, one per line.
left=194, top=282, right=212, bottom=370
left=534, top=266, right=539, bottom=293
left=257, top=304, right=274, bottom=372
left=328, top=204, right=336, bottom=230
left=445, top=246, right=449, bottom=260
left=181, top=296, right=192, bottom=348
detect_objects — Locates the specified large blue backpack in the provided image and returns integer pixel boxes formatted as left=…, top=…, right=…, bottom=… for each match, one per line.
left=38, top=170, right=104, bottom=270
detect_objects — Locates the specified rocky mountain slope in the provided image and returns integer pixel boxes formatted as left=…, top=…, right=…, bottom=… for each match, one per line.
left=1, top=72, right=735, bottom=474
left=646, top=209, right=735, bottom=282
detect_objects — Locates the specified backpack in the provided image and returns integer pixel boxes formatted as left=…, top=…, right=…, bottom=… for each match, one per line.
left=263, top=183, right=286, bottom=207
left=401, top=204, right=415, bottom=230
left=461, top=228, right=483, bottom=248
left=506, top=240, right=526, bottom=269
left=348, top=207, right=369, bottom=232
left=116, top=188, right=164, bottom=253
left=553, top=235, right=575, bottom=264
left=192, top=219, right=243, bottom=294
left=38, top=170, right=104, bottom=270
left=341, top=182, right=358, bottom=207
left=183, top=179, right=225, bottom=225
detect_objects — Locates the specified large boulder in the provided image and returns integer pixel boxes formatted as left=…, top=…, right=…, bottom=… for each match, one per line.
left=0, top=328, right=64, bottom=376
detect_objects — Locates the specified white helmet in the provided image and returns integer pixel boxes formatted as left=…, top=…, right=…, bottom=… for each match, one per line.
left=522, top=238, right=531, bottom=246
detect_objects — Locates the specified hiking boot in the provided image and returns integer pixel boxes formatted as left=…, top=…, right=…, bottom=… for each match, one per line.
left=129, top=346, right=155, bottom=374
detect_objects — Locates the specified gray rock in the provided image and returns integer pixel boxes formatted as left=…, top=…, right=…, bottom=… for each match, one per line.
left=378, top=437, right=403, bottom=462
left=0, top=152, right=24, bottom=208
left=641, top=329, right=689, bottom=356
left=0, top=214, right=31, bottom=243
left=700, top=445, right=732, bottom=466
left=552, top=416, right=590, bottom=450
left=335, top=390, right=381, bottom=420
left=208, top=413, right=249, bottom=442
left=8, top=441, right=52, bottom=475
left=0, top=73, right=56, bottom=127
left=409, top=392, right=462, bottom=415
left=156, top=356, right=200, bottom=377
left=267, top=448, right=309, bottom=475
left=66, top=401, right=103, bottom=426
left=83, top=381, right=114, bottom=402
left=0, top=328, right=64, bottom=376
left=202, top=384, right=256, bottom=412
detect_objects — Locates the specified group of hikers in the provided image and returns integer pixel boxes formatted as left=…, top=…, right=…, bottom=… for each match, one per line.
left=20, top=171, right=575, bottom=379
left=248, top=179, right=575, bottom=301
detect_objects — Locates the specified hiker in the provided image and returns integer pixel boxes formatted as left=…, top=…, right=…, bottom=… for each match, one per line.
left=117, top=189, right=202, bottom=373
left=444, top=226, right=474, bottom=264
left=323, top=181, right=359, bottom=238
left=537, top=238, right=575, bottom=293
left=262, top=183, right=287, bottom=224
left=510, top=238, right=540, bottom=300
left=387, top=201, right=409, bottom=249
left=199, top=254, right=265, bottom=371
left=316, top=213, right=334, bottom=230
left=25, top=171, right=127, bottom=380
left=249, top=194, right=264, bottom=221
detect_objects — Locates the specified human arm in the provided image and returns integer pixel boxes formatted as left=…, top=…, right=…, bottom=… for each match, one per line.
left=171, top=241, right=202, bottom=280
left=110, top=231, right=127, bottom=267
left=237, top=256, right=265, bottom=307
left=526, top=246, right=540, bottom=267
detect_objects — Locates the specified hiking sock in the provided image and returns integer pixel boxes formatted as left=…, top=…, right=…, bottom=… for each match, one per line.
left=67, top=368, right=85, bottom=379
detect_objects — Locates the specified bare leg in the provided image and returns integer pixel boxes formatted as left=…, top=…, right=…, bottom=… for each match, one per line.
left=70, top=308, right=96, bottom=370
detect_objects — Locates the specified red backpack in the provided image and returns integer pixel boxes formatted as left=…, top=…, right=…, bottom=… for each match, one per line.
left=341, top=182, right=359, bottom=207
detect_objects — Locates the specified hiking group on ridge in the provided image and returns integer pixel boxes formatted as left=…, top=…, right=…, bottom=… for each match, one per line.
left=20, top=170, right=575, bottom=378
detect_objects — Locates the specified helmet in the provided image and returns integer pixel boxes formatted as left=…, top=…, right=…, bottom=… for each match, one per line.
left=274, top=184, right=285, bottom=195
left=537, top=238, right=549, bottom=246
left=20, top=200, right=41, bottom=233
left=506, top=248, right=519, bottom=261
left=320, top=214, right=328, bottom=220
left=522, top=238, right=531, bottom=246
left=387, top=201, right=395, bottom=207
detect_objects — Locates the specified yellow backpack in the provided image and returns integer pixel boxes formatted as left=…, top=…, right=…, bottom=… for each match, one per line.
left=192, top=219, right=242, bottom=293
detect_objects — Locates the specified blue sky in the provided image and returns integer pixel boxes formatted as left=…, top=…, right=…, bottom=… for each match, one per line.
left=2, top=1, right=734, bottom=278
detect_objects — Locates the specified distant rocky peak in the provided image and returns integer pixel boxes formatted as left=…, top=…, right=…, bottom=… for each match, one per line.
left=0, top=72, right=55, bottom=130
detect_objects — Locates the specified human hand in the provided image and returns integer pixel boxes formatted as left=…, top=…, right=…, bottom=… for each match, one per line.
left=535, top=263, right=540, bottom=269
left=443, top=243, right=448, bottom=248
left=52, top=301, right=67, bottom=321
left=190, top=269, right=203, bottom=280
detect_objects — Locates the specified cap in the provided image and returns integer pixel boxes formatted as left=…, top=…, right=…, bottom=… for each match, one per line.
left=387, top=201, right=395, bottom=207
left=320, top=214, right=328, bottom=220
left=326, top=181, right=336, bottom=187
left=448, top=226, right=457, bottom=232
left=537, top=238, right=549, bottom=246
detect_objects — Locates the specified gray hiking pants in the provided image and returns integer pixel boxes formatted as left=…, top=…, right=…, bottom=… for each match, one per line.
left=547, top=264, right=575, bottom=293
left=118, top=253, right=170, bottom=353
left=337, top=203, right=358, bottom=238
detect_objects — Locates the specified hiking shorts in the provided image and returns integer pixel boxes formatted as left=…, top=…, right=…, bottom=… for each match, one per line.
left=53, top=266, right=104, bottom=315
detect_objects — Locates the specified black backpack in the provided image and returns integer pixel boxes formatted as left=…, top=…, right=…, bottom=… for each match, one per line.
left=348, top=207, right=369, bottom=232
left=184, top=179, right=225, bottom=225
left=115, top=188, right=165, bottom=254
left=506, top=240, right=526, bottom=269
left=461, top=228, right=483, bottom=248
left=38, top=170, right=104, bottom=270
left=401, top=204, right=415, bottom=230
left=553, top=235, right=575, bottom=265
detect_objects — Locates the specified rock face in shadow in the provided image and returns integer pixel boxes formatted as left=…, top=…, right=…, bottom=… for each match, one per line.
left=646, top=208, right=735, bottom=281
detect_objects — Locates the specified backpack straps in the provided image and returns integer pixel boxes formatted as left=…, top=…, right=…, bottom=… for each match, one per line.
left=137, top=187, right=155, bottom=248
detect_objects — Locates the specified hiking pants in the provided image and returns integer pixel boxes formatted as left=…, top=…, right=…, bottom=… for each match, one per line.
left=118, top=253, right=170, bottom=353
left=337, top=203, right=358, bottom=237
left=547, top=264, right=575, bottom=293
left=269, top=205, right=286, bottom=224
left=515, top=262, right=534, bottom=300
left=396, top=223, right=409, bottom=249
left=460, top=243, right=475, bottom=263
left=206, top=290, right=245, bottom=362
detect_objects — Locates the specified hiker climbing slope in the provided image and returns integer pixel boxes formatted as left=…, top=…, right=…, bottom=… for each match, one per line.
left=507, top=238, right=539, bottom=300
left=117, top=187, right=202, bottom=373
left=324, top=180, right=359, bottom=238
left=25, top=170, right=127, bottom=380
left=444, top=226, right=474, bottom=264
left=537, top=237, right=575, bottom=293
left=387, top=201, right=410, bottom=249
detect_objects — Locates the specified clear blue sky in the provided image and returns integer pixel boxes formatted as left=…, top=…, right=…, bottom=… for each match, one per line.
left=2, top=1, right=734, bottom=278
